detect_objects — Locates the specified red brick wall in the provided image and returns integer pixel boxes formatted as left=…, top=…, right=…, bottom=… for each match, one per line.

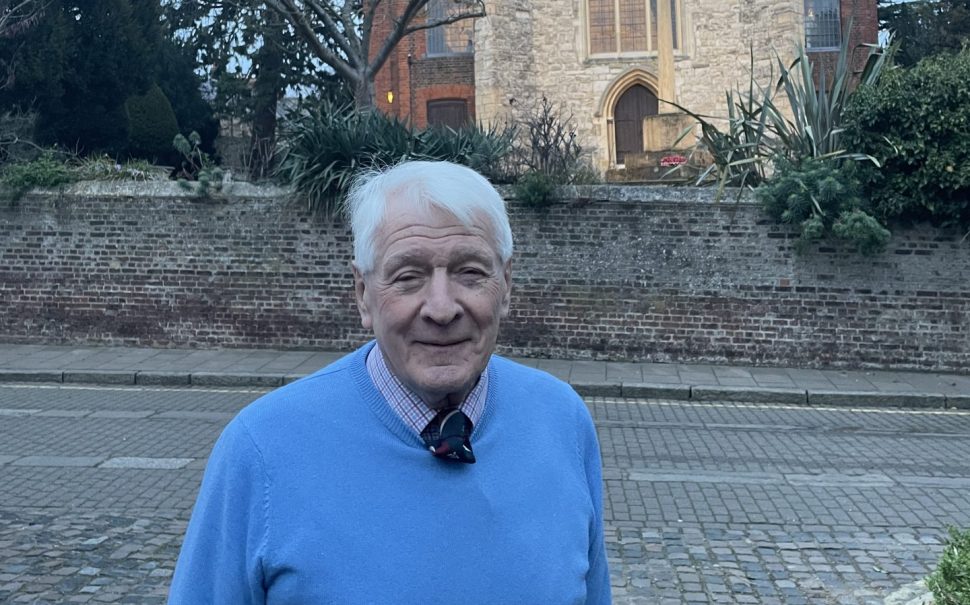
left=812, top=0, right=879, bottom=83
left=371, top=0, right=476, bottom=127
left=2, top=187, right=968, bottom=372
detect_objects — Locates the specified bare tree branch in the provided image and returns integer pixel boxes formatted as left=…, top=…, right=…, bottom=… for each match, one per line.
left=401, top=2, right=485, bottom=36
left=304, top=0, right=360, bottom=59
left=262, top=0, right=486, bottom=106
left=266, top=0, right=361, bottom=82
left=0, top=0, right=49, bottom=39
left=369, top=0, right=484, bottom=74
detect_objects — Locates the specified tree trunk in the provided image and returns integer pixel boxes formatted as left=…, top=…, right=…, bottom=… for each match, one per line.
left=250, top=11, right=285, bottom=180
left=353, top=73, right=375, bottom=109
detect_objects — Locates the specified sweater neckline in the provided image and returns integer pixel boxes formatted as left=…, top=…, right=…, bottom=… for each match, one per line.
left=350, top=341, right=498, bottom=451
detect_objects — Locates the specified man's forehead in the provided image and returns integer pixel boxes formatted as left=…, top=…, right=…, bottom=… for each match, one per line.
left=376, top=199, right=493, bottom=242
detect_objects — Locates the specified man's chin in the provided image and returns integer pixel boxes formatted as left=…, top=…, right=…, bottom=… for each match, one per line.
left=411, top=369, right=479, bottom=405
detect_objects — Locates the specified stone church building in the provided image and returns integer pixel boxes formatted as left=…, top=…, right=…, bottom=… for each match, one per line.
left=372, top=0, right=878, bottom=173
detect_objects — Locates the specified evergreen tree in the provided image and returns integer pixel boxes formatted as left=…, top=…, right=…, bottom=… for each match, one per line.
left=879, top=0, right=970, bottom=66
left=126, top=84, right=180, bottom=163
left=154, top=37, right=218, bottom=155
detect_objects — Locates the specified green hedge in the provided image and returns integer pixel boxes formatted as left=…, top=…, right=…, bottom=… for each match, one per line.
left=843, top=48, right=970, bottom=230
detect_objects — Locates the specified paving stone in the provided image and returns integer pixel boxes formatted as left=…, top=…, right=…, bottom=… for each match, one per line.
left=10, top=456, right=105, bottom=467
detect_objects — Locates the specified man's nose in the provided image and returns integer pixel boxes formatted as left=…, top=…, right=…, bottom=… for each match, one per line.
left=420, top=270, right=463, bottom=325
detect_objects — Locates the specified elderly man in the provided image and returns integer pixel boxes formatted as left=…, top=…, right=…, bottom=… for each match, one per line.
left=168, top=161, right=611, bottom=604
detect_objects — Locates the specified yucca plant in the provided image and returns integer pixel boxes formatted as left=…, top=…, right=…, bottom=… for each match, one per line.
left=278, top=100, right=518, bottom=214
left=418, top=122, right=517, bottom=184
left=670, top=27, right=895, bottom=198
left=765, top=28, right=895, bottom=164
left=277, top=100, right=416, bottom=214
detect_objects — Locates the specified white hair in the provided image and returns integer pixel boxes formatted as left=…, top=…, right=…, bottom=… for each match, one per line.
left=348, top=160, right=514, bottom=274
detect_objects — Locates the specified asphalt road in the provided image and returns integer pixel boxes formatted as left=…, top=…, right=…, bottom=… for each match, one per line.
left=1, top=383, right=969, bottom=604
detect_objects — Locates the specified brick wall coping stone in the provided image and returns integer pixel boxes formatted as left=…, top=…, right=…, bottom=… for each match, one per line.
left=3, top=180, right=291, bottom=200
left=6, top=180, right=752, bottom=205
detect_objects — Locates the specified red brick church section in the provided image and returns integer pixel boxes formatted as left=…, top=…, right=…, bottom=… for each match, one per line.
left=811, top=0, right=879, bottom=82
left=371, top=0, right=476, bottom=128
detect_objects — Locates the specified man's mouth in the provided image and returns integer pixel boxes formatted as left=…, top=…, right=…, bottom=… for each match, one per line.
left=416, top=339, right=467, bottom=347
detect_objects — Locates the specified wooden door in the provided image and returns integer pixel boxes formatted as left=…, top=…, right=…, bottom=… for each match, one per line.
left=613, top=85, right=658, bottom=165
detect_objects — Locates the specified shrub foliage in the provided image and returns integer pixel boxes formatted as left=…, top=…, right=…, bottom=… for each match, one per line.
left=277, top=100, right=515, bottom=213
left=757, top=157, right=890, bottom=255
left=927, top=526, right=970, bottom=605
left=843, top=47, right=970, bottom=230
left=126, top=84, right=180, bottom=163
left=0, top=150, right=76, bottom=201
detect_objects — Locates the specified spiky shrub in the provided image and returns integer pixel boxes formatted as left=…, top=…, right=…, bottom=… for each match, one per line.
left=514, top=96, right=583, bottom=180
left=757, top=157, right=890, bottom=255
left=842, top=47, right=970, bottom=231
left=670, top=30, right=893, bottom=198
left=420, top=123, right=517, bottom=184
left=278, top=100, right=517, bottom=214
left=278, top=102, right=420, bottom=214
left=927, top=527, right=970, bottom=605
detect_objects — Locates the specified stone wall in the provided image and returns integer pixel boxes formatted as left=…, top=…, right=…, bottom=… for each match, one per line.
left=2, top=183, right=968, bottom=372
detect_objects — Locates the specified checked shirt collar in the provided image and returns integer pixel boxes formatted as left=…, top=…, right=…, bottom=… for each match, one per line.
left=365, top=343, right=487, bottom=438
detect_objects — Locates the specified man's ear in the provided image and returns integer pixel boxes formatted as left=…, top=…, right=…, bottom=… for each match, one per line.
left=352, top=263, right=373, bottom=329
left=499, top=259, right=512, bottom=318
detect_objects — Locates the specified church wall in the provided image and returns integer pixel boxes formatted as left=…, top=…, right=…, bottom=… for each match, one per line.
left=475, top=0, right=861, bottom=173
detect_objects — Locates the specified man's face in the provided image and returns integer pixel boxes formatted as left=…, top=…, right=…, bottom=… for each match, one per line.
left=353, top=199, right=512, bottom=408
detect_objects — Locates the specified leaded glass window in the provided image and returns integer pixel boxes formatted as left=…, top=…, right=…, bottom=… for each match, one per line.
left=588, top=0, right=681, bottom=57
left=804, top=0, right=841, bottom=50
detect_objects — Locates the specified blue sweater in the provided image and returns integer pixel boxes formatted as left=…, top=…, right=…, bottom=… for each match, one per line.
left=169, top=342, right=611, bottom=604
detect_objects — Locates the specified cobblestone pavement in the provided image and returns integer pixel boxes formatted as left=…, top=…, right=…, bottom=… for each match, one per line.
left=1, top=383, right=969, bottom=603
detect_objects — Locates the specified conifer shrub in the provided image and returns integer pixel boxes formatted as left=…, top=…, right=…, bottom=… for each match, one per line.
left=126, top=84, right=180, bottom=164
left=513, top=171, right=559, bottom=208
left=757, top=157, right=890, bottom=255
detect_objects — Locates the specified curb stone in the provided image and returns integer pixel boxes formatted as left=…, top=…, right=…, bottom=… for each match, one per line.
left=189, top=372, right=284, bottom=387
left=135, top=372, right=191, bottom=386
left=571, top=382, right=623, bottom=397
left=808, top=390, right=946, bottom=408
left=62, top=371, right=136, bottom=385
left=946, top=394, right=970, bottom=410
left=620, top=383, right=691, bottom=400
left=691, top=385, right=808, bottom=405
left=0, top=370, right=63, bottom=383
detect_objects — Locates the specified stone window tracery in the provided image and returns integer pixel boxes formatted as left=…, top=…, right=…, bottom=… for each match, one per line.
left=587, top=0, right=681, bottom=57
